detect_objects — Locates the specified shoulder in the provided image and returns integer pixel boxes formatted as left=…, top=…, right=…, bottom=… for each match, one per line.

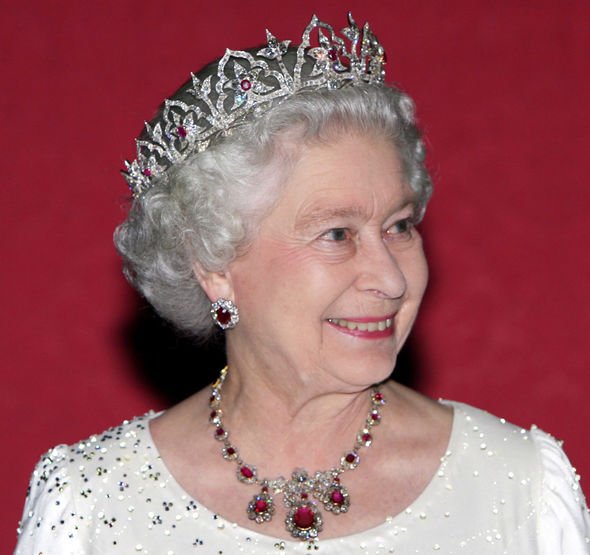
left=439, top=401, right=543, bottom=511
left=31, top=412, right=157, bottom=491
left=527, top=426, right=590, bottom=553
left=446, top=401, right=590, bottom=552
left=447, top=401, right=558, bottom=485
left=449, top=401, right=585, bottom=482
left=15, top=413, right=158, bottom=552
left=449, top=401, right=537, bottom=457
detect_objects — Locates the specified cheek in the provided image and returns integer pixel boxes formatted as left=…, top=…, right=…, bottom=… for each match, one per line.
left=231, top=238, right=339, bottom=314
left=404, top=247, right=429, bottom=299
left=270, top=247, right=349, bottom=316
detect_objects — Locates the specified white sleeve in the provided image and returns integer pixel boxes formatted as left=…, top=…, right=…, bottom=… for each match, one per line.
left=14, top=446, right=92, bottom=555
left=532, top=428, right=590, bottom=555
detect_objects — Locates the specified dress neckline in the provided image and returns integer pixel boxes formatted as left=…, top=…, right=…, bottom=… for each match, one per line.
left=143, top=401, right=460, bottom=547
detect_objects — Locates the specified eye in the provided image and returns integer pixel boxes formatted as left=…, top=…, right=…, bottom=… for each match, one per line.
left=385, top=217, right=415, bottom=241
left=320, top=228, right=352, bottom=242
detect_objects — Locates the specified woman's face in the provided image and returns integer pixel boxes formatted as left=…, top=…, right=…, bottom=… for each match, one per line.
left=225, top=132, right=428, bottom=391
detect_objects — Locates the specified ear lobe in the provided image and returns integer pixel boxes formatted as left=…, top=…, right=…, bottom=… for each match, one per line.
left=192, top=262, right=234, bottom=303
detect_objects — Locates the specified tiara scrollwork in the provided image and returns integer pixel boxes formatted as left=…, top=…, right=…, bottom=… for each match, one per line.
left=123, top=13, right=387, bottom=198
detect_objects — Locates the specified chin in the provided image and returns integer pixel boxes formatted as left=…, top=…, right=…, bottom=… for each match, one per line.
left=330, top=351, right=397, bottom=388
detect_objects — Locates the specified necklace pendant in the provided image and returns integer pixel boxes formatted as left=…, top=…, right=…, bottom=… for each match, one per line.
left=247, top=488, right=275, bottom=523
left=321, top=482, right=350, bottom=514
left=285, top=500, right=323, bottom=540
left=209, top=370, right=386, bottom=542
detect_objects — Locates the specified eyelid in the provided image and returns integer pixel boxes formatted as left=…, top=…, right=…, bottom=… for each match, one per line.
left=318, top=227, right=353, bottom=242
left=381, top=204, right=412, bottom=227
left=385, top=213, right=412, bottom=229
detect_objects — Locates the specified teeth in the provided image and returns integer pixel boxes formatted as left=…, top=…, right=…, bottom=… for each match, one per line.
left=329, top=318, right=393, bottom=332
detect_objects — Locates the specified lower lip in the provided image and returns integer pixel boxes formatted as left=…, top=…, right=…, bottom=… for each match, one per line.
left=326, top=320, right=395, bottom=340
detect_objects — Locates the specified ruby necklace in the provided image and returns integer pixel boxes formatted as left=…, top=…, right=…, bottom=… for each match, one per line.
left=208, top=366, right=385, bottom=541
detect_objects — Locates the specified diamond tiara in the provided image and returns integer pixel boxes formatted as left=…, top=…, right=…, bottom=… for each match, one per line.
left=122, top=13, right=387, bottom=198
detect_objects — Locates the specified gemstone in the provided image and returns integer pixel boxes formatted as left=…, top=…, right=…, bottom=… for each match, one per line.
left=210, top=410, right=217, bottom=419
left=345, top=453, right=356, bottom=464
left=143, top=168, right=152, bottom=177
left=361, top=433, right=372, bottom=443
left=177, top=126, right=187, bottom=138
left=240, top=466, right=254, bottom=479
left=374, top=392, right=384, bottom=402
left=240, top=79, right=252, bottom=91
left=216, top=308, right=231, bottom=326
left=215, top=427, right=225, bottom=437
left=327, top=49, right=337, bottom=61
left=293, top=506, right=314, bottom=529
left=254, top=499, right=268, bottom=513
left=300, top=492, right=308, bottom=499
left=226, top=447, right=235, bottom=455
left=330, top=489, right=344, bottom=505
left=371, top=412, right=381, bottom=422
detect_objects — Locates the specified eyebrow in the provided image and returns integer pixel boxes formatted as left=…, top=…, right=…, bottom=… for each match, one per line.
left=295, top=199, right=416, bottom=232
left=294, top=206, right=365, bottom=232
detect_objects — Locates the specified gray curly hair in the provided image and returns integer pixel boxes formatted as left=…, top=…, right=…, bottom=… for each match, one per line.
left=114, top=84, right=432, bottom=339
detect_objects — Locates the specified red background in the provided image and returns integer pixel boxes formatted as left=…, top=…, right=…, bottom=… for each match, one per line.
left=2, top=1, right=589, bottom=551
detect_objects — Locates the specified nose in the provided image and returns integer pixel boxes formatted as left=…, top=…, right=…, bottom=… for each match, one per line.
left=354, top=237, right=407, bottom=299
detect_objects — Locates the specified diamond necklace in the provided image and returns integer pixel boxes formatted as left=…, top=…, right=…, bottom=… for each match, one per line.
left=208, top=366, right=385, bottom=541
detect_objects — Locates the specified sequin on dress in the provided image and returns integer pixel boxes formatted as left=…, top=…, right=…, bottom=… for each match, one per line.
left=14, top=402, right=590, bottom=554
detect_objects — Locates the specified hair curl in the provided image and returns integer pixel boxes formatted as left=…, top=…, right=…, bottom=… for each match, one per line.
left=114, top=84, right=432, bottom=339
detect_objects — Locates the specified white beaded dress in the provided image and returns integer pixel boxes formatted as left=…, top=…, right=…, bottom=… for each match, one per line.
left=14, top=402, right=590, bottom=554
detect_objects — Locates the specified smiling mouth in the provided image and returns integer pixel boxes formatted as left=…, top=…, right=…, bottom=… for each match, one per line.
left=326, top=317, right=394, bottom=332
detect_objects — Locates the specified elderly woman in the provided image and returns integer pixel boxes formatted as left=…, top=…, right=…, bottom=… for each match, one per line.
left=15, top=14, right=589, bottom=555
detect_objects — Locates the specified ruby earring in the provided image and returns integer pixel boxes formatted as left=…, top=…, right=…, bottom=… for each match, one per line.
left=211, top=298, right=239, bottom=330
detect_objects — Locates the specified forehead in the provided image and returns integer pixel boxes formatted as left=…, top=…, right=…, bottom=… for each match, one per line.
left=269, top=133, right=412, bottom=225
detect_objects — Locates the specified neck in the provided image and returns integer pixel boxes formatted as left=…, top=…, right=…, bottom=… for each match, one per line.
left=214, top=357, right=379, bottom=477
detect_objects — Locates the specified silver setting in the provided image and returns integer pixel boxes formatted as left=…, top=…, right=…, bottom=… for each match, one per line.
left=123, top=13, right=387, bottom=197
left=209, top=408, right=221, bottom=424
left=358, top=429, right=373, bottom=447
left=210, top=298, right=240, bottom=330
left=237, top=463, right=258, bottom=484
left=371, top=390, right=386, bottom=406
left=340, top=451, right=360, bottom=470
left=320, top=483, right=350, bottom=514
left=285, top=501, right=323, bottom=540
left=222, top=445, right=238, bottom=461
left=213, top=427, right=228, bottom=441
left=368, top=408, right=382, bottom=425
left=247, top=490, right=275, bottom=523
left=282, top=469, right=314, bottom=508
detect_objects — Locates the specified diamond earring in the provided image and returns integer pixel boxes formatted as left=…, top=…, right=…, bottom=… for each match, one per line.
left=211, top=298, right=239, bottom=330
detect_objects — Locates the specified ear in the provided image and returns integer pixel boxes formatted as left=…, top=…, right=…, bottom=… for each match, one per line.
left=192, top=262, right=235, bottom=303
